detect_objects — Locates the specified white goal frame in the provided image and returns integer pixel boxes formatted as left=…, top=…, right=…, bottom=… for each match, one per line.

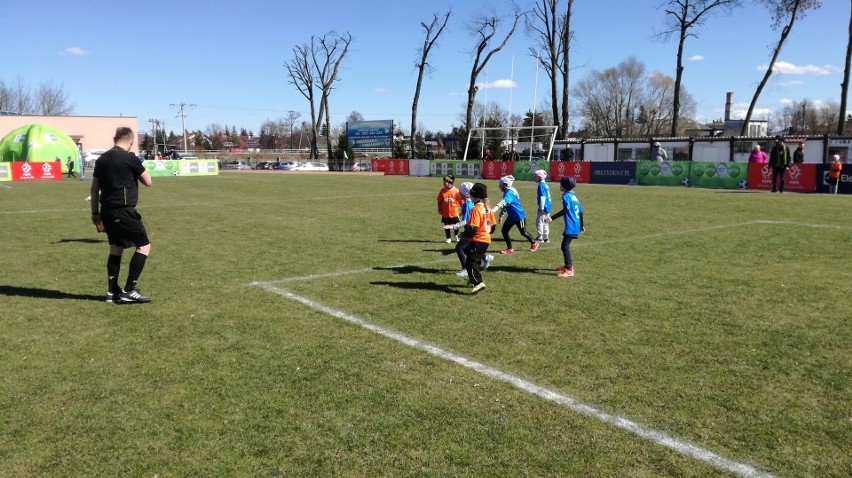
left=464, top=125, right=559, bottom=161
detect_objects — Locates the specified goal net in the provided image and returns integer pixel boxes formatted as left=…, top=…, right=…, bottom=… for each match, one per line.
left=463, top=125, right=558, bottom=161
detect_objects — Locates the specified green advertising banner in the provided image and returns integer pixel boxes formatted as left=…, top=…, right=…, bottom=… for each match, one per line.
left=430, top=160, right=481, bottom=179
left=512, top=160, right=549, bottom=182
left=636, top=161, right=690, bottom=186
left=688, top=162, right=747, bottom=189
left=142, top=159, right=219, bottom=177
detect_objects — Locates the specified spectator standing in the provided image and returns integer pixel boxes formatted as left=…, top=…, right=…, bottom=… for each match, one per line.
left=769, top=136, right=791, bottom=193
left=828, top=154, right=843, bottom=194
left=793, top=142, right=805, bottom=164
left=66, top=156, right=77, bottom=179
left=651, top=142, right=668, bottom=161
left=748, top=145, right=767, bottom=163
left=90, top=127, right=153, bottom=303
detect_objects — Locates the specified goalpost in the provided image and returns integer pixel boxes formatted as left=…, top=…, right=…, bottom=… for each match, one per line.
left=463, top=125, right=559, bottom=161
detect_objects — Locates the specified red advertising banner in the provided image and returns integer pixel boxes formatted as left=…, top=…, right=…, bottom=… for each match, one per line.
left=481, top=160, right=514, bottom=180
left=747, top=163, right=816, bottom=193
left=11, top=161, right=63, bottom=181
left=550, top=161, right=590, bottom=183
left=384, top=159, right=409, bottom=176
left=371, top=158, right=386, bottom=173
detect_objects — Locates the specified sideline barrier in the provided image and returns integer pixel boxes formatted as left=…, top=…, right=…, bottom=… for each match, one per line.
left=747, top=163, right=816, bottom=193
left=142, top=159, right=219, bottom=177
left=551, top=161, right=591, bottom=183
left=815, top=163, right=852, bottom=194
left=689, top=162, right=748, bottom=189
left=3, top=161, right=63, bottom=181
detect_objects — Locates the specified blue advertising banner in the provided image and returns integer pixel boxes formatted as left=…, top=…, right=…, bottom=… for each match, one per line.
left=816, top=163, right=852, bottom=194
left=589, top=162, right=635, bottom=185
left=348, top=120, right=393, bottom=148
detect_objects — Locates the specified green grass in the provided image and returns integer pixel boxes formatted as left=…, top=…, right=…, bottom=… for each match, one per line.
left=1, top=173, right=849, bottom=477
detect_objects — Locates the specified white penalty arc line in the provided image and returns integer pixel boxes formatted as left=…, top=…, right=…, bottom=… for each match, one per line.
left=256, top=283, right=776, bottom=478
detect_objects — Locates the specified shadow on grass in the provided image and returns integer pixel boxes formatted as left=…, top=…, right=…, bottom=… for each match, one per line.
left=373, top=265, right=447, bottom=274
left=51, top=238, right=107, bottom=244
left=378, top=239, right=439, bottom=244
left=0, top=285, right=104, bottom=302
left=370, top=281, right=471, bottom=295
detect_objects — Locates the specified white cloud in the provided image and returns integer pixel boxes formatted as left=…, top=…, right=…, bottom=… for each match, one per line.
left=756, top=61, right=840, bottom=75
left=475, top=79, right=517, bottom=90
left=60, top=47, right=90, bottom=57
left=374, top=87, right=390, bottom=94
left=688, top=55, right=704, bottom=62
left=778, top=80, right=805, bottom=87
left=779, top=98, right=794, bottom=105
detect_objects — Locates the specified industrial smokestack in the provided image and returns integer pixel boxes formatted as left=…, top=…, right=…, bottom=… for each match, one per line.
left=725, top=92, right=733, bottom=121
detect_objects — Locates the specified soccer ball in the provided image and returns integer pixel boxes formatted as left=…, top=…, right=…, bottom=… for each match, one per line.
left=739, top=179, right=747, bottom=189
left=681, top=177, right=690, bottom=187
left=172, top=171, right=180, bottom=177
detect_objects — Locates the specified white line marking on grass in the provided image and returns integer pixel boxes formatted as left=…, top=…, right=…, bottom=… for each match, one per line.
left=255, top=282, right=776, bottom=478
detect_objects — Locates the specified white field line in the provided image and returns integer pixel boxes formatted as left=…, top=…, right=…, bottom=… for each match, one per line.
left=255, top=282, right=776, bottom=478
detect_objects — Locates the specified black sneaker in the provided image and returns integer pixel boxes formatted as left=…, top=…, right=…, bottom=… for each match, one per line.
left=106, top=288, right=123, bottom=303
left=118, top=288, right=152, bottom=304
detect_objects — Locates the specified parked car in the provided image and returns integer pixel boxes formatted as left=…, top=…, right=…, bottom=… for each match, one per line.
left=254, top=161, right=274, bottom=170
left=351, top=162, right=371, bottom=172
left=179, top=153, right=198, bottom=159
left=83, top=149, right=107, bottom=166
left=275, top=161, right=298, bottom=170
left=223, top=160, right=252, bottom=170
left=291, top=161, right=329, bottom=171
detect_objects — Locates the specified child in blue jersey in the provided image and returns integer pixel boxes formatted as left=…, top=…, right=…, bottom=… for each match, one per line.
left=445, top=182, right=494, bottom=276
left=533, top=169, right=552, bottom=243
left=546, top=176, right=584, bottom=277
left=491, top=175, right=538, bottom=254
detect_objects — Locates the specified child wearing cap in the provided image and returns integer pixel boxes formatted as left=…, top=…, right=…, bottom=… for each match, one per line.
left=828, top=154, right=843, bottom=194
left=436, top=174, right=461, bottom=243
left=463, top=183, right=492, bottom=294
left=491, top=175, right=538, bottom=254
left=533, top=169, right=552, bottom=243
left=546, top=176, right=585, bottom=278
left=445, top=182, right=495, bottom=276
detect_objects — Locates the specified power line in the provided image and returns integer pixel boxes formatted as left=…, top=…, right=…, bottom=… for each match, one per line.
left=171, top=102, right=196, bottom=151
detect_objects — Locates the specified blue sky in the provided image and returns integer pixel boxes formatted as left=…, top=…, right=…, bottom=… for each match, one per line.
left=1, top=0, right=847, bottom=138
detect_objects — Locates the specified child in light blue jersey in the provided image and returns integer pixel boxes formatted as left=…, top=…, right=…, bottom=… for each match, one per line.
left=546, top=176, right=584, bottom=277
left=491, top=175, right=538, bottom=254
left=533, top=169, right=552, bottom=243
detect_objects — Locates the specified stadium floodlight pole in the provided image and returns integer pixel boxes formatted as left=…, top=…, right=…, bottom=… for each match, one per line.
left=508, top=53, right=515, bottom=154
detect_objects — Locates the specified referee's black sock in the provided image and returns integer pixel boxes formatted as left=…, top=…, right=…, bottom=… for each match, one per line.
left=107, top=254, right=122, bottom=293
left=124, top=252, right=148, bottom=291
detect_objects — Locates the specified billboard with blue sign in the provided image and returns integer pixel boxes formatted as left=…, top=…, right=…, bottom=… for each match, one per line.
left=348, top=120, right=393, bottom=148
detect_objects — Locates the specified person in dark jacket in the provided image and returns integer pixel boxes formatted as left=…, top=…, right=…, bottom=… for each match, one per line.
left=768, top=136, right=790, bottom=193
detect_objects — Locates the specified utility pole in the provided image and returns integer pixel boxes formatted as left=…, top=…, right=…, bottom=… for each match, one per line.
left=170, top=102, right=196, bottom=151
left=148, top=118, right=162, bottom=156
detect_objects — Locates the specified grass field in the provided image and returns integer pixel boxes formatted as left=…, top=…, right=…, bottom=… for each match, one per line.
left=1, top=172, right=849, bottom=477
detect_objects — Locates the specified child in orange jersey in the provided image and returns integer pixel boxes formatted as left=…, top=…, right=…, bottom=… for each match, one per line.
left=463, top=183, right=493, bottom=294
left=436, top=174, right=461, bottom=243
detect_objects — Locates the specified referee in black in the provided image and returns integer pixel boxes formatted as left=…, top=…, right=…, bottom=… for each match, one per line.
left=90, top=127, right=153, bottom=303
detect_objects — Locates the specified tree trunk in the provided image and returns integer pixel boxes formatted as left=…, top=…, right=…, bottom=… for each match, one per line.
left=671, top=22, right=687, bottom=136
left=742, top=0, right=802, bottom=136
left=560, top=0, right=572, bottom=140
left=839, top=0, right=852, bottom=135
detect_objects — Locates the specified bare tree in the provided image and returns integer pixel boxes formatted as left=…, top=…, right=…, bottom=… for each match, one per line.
left=659, top=0, right=741, bottom=136
left=464, top=6, right=523, bottom=132
left=575, top=57, right=695, bottom=137
left=839, top=0, right=852, bottom=135
left=284, top=110, right=301, bottom=148
left=741, top=0, right=822, bottom=136
left=527, top=0, right=573, bottom=139
left=311, top=32, right=352, bottom=168
left=285, top=43, right=320, bottom=158
left=36, top=80, right=75, bottom=115
left=412, top=11, right=451, bottom=158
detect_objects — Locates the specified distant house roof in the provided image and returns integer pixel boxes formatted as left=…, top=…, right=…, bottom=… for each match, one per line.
left=238, top=135, right=262, bottom=149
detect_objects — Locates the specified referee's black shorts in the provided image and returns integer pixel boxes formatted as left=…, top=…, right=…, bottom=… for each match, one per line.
left=101, top=206, right=150, bottom=248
